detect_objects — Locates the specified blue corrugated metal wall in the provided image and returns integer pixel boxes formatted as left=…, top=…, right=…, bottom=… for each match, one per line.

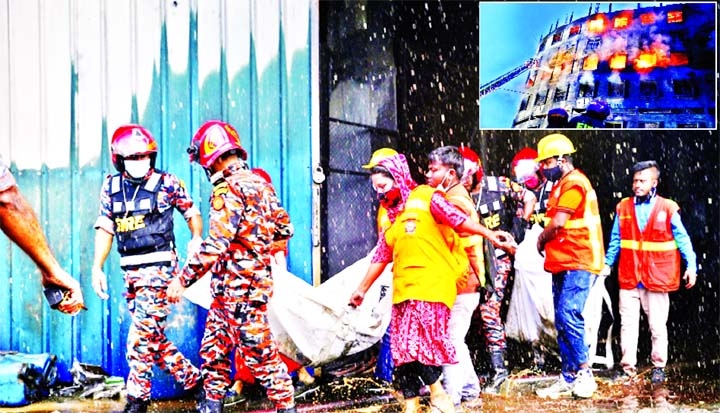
left=0, top=0, right=315, bottom=397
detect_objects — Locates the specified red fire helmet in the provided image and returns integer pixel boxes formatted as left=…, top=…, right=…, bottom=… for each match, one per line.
left=110, top=124, right=158, bottom=172
left=458, top=145, right=484, bottom=182
left=251, top=167, right=272, bottom=184
left=188, top=120, right=247, bottom=169
left=511, top=147, right=539, bottom=183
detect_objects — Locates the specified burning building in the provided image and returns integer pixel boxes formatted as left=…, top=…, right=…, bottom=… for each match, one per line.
left=513, top=2, right=716, bottom=128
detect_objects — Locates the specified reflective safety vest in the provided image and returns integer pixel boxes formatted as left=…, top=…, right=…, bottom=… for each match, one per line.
left=110, top=171, right=175, bottom=269
left=617, top=196, right=681, bottom=292
left=446, top=185, right=485, bottom=292
left=474, top=176, right=512, bottom=232
left=544, top=170, right=604, bottom=274
left=377, top=205, right=391, bottom=234
left=384, top=185, right=467, bottom=309
left=530, top=179, right=554, bottom=226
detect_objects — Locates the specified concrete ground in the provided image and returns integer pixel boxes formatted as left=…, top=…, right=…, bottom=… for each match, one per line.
left=1, top=361, right=718, bottom=412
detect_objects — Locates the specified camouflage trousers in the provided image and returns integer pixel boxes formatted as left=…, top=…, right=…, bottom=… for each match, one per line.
left=479, top=254, right=512, bottom=352
left=201, top=296, right=294, bottom=409
left=126, top=285, right=201, bottom=400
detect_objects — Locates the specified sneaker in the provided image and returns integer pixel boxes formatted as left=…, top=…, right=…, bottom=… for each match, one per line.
left=572, top=369, right=597, bottom=399
left=535, top=377, right=573, bottom=399
left=650, top=367, right=665, bottom=384
left=223, top=389, right=247, bottom=407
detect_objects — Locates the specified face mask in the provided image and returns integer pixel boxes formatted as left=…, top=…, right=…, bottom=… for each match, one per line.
left=124, top=159, right=151, bottom=179
left=436, top=171, right=451, bottom=193
left=524, top=175, right=540, bottom=189
left=542, top=165, right=563, bottom=182
left=378, top=186, right=402, bottom=209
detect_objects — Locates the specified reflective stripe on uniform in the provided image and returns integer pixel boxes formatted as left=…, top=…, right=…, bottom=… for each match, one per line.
left=620, top=239, right=677, bottom=251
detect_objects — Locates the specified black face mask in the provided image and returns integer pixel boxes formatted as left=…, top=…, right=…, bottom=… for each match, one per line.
left=379, top=186, right=402, bottom=209
left=542, top=165, right=563, bottom=182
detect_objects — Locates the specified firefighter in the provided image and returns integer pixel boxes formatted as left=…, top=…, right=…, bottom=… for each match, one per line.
left=458, top=146, right=523, bottom=394
left=167, top=120, right=296, bottom=413
left=568, top=100, right=610, bottom=128
left=91, top=125, right=204, bottom=413
left=546, top=107, right=570, bottom=128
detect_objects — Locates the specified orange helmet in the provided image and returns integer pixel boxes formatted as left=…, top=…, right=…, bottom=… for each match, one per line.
left=188, top=120, right=247, bottom=169
left=110, top=124, right=158, bottom=173
left=458, top=145, right=483, bottom=183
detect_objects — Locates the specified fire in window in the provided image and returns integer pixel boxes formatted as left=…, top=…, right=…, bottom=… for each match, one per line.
left=609, top=54, right=627, bottom=70
left=614, top=12, right=633, bottom=29
left=588, top=15, right=607, bottom=34
left=667, top=10, right=683, bottom=24
left=569, top=25, right=581, bottom=36
left=634, top=52, right=657, bottom=71
left=640, top=13, right=656, bottom=25
left=640, top=80, right=658, bottom=97
left=583, top=54, right=599, bottom=71
left=673, top=79, right=695, bottom=97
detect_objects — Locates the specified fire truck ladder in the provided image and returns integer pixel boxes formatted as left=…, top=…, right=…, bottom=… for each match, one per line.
left=479, top=58, right=537, bottom=98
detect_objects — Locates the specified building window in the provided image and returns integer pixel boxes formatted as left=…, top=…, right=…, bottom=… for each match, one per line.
left=569, top=25, right=581, bottom=36
left=673, top=79, right=695, bottom=97
left=578, top=83, right=595, bottom=98
left=552, top=32, right=563, bottom=44
left=609, top=80, right=628, bottom=98
left=640, top=12, right=656, bottom=25
left=613, top=12, right=633, bottom=29
left=553, top=86, right=568, bottom=102
left=667, top=10, right=683, bottom=24
left=588, top=15, right=607, bottom=34
left=536, top=91, right=548, bottom=105
left=639, top=121, right=664, bottom=128
left=640, top=80, right=658, bottom=97
left=519, top=97, right=529, bottom=111
left=586, top=38, right=601, bottom=51
left=583, top=54, right=599, bottom=71
left=538, top=38, right=547, bottom=53
left=610, top=54, right=628, bottom=70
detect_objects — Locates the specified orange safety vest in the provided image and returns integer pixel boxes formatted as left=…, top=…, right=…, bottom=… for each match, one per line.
left=446, top=184, right=485, bottom=293
left=544, top=170, right=604, bottom=274
left=616, top=196, right=681, bottom=292
left=384, top=185, right=467, bottom=309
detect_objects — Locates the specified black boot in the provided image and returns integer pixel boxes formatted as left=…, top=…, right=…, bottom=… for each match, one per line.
left=483, top=350, right=509, bottom=394
left=198, top=398, right=223, bottom=413
left=277, top=406, right=297, bottom=413
left=123, top=396, right=150, bottom=413
left=189, top=377, right=205, bottom=405
left=531, top=342, right=546, bottom=373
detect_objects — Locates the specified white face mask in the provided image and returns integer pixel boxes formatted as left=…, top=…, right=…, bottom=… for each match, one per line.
left=124, top=159, right=151, bottom=179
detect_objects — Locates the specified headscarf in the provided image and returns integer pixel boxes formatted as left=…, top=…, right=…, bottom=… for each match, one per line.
left=376, top=153, right=417, bottom=223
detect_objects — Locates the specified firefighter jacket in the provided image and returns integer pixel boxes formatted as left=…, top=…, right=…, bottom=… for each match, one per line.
left=616, top=196, right=682, bottom=292
left=178, top=162, right=293, bottom=304
left=529, top=179, right=554, bottom=226
left=109, top=171, right=175, bottom=269
left=384, top=185, right=468, bottom=309
left=544, top=169, right=604, bottom=275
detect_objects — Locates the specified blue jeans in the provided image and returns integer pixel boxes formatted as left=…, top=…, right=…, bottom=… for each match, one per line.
left=552, top=270, right=596, bottom=381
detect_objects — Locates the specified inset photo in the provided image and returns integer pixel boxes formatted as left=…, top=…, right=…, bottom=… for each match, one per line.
left=479, top=2, right=716, bottom=129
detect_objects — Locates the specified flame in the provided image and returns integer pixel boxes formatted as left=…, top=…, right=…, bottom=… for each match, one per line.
left=670, top=52, right=689, bottom=66
left=634, top=52, right=657, bottom=70
left=583, top=54, right=599, bottom=71
left=667, top=10, right=683, bottom=24
left=588, top=15, right=607, bottom=34
left=609, top=54, right=627, bottom=70
left=613, top=12, right=633, bottom=29
left=640, top=12, right=656, bottom=25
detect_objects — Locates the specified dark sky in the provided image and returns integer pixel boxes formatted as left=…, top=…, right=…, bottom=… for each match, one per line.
left=478, top=2, right=684, bottom=129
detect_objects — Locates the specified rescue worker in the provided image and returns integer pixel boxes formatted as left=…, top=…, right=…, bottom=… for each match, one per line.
left=349, top=152, right=514, bottom=413
left=508, top=147, right=555, bottom=371
left=567, top=100, right=609, bottom=128
left=361, top=147, right=399, bottom=385
left=167, top=120, right=296, bottom=413
left=458, top=146, right=523, bottom=394
left=425, top=146, right=490, bottom=409
left=601, top=160, right=697, bottom=385
left=0, top=154, right=84, bottom=314
left=546, top=107, right=570, bottom=128
left=91, top=124, right=204, bottom=413
left=534, top=133, right=604, bottom=399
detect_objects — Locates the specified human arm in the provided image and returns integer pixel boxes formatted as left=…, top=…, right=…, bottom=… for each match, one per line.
left=670, top=210, right=697, bottom=288
left=521, top=189, right=537, bottom=221
left=349, top=238, right=391, bottom=307
left=536, top=186, right=582, bottom=255
left=600, top=213, right=621, bottom=276
left=91, top=228, right=114, bottom=300
left=537, top=210, right=570, bottom=255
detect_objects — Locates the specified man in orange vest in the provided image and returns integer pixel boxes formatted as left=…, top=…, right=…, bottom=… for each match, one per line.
left=600, top=160, right=697, bottom=385
left=533, top=134, right=604, bottom=399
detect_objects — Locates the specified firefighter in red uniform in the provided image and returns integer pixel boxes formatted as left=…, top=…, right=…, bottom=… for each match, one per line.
left=167, top=120, right=296, bottom=413
left=91, top=125, right=204, bottom=413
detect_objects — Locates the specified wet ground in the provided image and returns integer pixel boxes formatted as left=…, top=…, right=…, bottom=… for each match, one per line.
left=1, top=361, right=718, bottom=413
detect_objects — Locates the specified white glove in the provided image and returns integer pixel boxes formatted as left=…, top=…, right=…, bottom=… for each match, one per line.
left=187, top=236, right=204, bottom=258
left=599, top=264, right=611, bottom=277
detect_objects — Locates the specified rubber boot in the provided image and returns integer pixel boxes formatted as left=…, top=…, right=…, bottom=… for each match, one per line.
left=123, top=396, right=149, bottom=413
left=483, top=351, right=509, bottom=394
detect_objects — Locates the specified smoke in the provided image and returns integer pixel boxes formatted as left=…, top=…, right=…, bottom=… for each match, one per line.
left=608, top=72, right=622, bottom=84
left=579, top=70, right=595, bottom=86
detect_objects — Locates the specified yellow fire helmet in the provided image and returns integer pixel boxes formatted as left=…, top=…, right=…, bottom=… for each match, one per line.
left=362, top=147, right=398, bottom=169
left=536, top=133, right=576, bottom=162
